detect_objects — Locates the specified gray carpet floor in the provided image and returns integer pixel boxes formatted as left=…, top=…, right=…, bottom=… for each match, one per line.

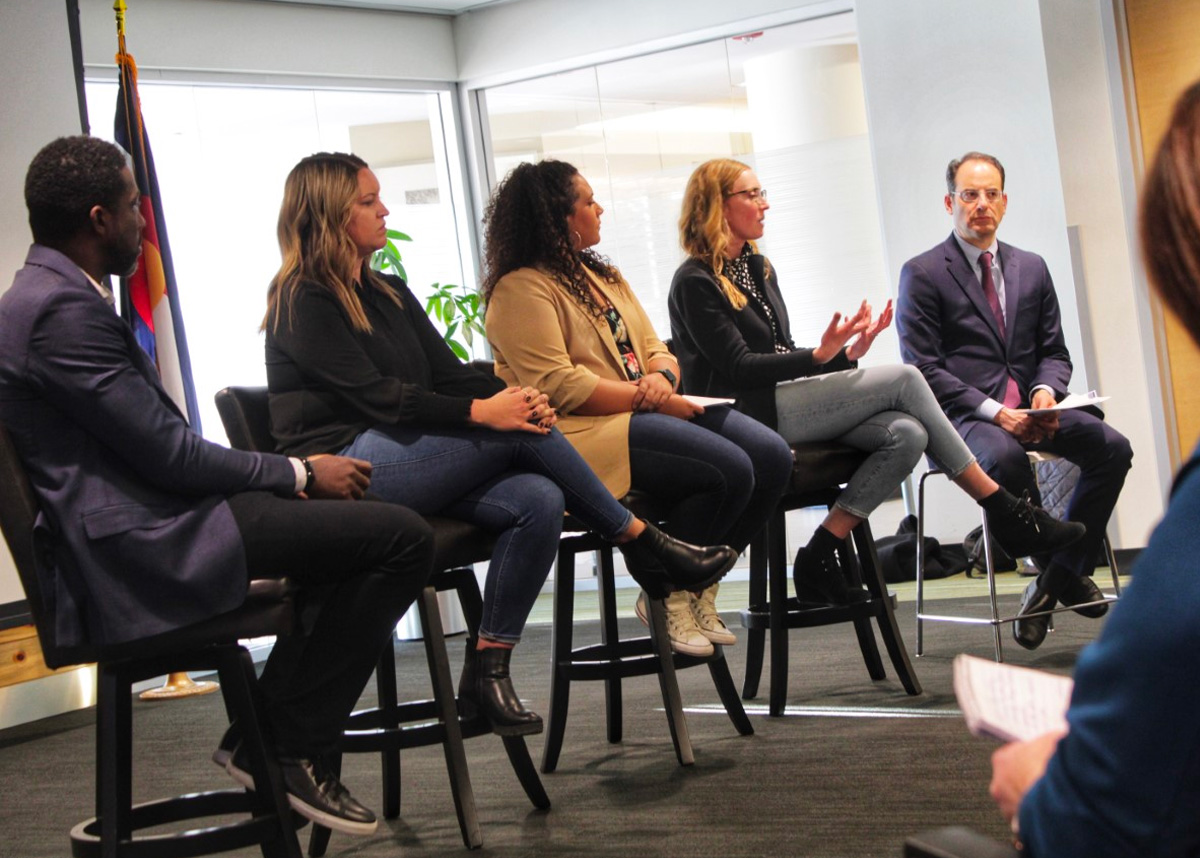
left=0, top=594, right=1104, bottom=858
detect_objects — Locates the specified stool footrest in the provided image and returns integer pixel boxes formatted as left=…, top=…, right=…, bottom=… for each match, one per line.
left=740, top=593, right=897, bottom=630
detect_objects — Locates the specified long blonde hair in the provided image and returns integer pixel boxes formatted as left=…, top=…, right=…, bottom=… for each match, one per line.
left=264, top=152, right=397, bottom=334
left=678, top=158, right=758, bottom=311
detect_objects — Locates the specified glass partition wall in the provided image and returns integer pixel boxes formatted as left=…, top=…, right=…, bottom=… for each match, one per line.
left=84, top=81, right=473, bottom=444
left=478, top=13, right=892, bottom=350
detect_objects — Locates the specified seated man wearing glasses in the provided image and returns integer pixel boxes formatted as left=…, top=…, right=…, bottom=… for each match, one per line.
left=895, top=151, right=1132, bottom=651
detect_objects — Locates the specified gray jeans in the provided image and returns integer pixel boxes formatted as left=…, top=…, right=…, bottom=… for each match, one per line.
left=774, top=363, right=975, bottom=518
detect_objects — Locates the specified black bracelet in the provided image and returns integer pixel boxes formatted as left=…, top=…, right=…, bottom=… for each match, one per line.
left=298, top=455, right=315, bottom=494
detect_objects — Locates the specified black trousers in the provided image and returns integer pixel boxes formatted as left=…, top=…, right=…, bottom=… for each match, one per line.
left=960, top=408, right=1133, bottom=580
left=226, top=492, right=434, bottom=757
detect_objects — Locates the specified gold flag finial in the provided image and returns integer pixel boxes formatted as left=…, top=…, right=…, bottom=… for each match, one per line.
left=114, top=0, right=127, bottom=40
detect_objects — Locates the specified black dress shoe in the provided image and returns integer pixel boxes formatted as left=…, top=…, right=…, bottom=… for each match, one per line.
left=226, top=748, right=378, bottom=835
left=988, top=491, right=1087, bottom=559
left=1059, top=575, right=1109, bottom=618
left=618, top=522, right=737, bottom=599
left=792, top=546, right=870, bottom=606
left=459, top=645, right=543, bottom=737
left=1013, top=579, right=1056, bottom=650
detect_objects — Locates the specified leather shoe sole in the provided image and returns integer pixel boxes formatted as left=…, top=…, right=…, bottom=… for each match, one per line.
left=1013, top=579, right=1055, bottom=651
left=1059, top=575, right=1109, bottom=619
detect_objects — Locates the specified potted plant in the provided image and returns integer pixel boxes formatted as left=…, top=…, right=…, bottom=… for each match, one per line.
left=371, top=228, right=485, bottom=361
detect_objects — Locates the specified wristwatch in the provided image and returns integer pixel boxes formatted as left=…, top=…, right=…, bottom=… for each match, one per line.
left=655, top=368, right=678, bottom=390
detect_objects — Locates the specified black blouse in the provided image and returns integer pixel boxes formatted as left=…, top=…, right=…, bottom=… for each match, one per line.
left=265, top=274, right=501, bottom=456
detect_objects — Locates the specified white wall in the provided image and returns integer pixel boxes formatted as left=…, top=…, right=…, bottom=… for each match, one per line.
left=76, top=0, right=457, bottom=82
left=856, top=0, right=1165, bottom=548
left=0, top=0, right=87, bottom=607
left=1038, top=0, right=1168, bottom=549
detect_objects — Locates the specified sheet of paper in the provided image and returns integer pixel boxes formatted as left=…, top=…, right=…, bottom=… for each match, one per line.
left=953, top=654, right=1073, bottom=743
left=683, top=395, right=735, bottom=407
left=1017, top=392, right=1110, bottom=415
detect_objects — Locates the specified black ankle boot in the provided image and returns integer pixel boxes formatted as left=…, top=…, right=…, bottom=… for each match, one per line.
left=985, top=490, right=1087, bottom=559
left=618, top=522, right=737, bottom=599
left=459, top=646, right=542, bottom=737
left=792, top=545, right=869, bottom=606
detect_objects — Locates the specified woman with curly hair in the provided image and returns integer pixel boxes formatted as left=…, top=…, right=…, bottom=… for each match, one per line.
left=669, top=158, right=1085, bottom=607
left=483, top=160, right=794, bottom=656
left=263, top=152, right=735, bottom=736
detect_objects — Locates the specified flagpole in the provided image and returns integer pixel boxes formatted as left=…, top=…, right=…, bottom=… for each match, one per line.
left=112, top=0, right=218, bottom=703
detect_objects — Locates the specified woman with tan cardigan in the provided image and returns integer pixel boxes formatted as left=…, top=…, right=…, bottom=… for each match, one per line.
left=483, top=159, right=794, bottom=656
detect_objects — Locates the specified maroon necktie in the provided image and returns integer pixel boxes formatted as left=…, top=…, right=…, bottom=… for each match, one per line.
left=981, top=251, right=1022, bottom=408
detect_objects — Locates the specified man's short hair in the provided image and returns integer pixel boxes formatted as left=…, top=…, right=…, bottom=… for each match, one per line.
left=946, top=151, right=1006, bottom=194
left=25, top=136, right=130, bottom=246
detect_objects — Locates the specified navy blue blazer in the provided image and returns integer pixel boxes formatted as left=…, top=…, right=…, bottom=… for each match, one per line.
left=0, top=245, right=295, bottom=649
left=895, top=233, right=1072, bottom=427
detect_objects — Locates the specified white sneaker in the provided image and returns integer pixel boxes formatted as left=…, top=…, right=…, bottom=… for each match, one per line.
left=689, top=584, right=736, bottom=646
left=635, top=590, right=714, bottom=657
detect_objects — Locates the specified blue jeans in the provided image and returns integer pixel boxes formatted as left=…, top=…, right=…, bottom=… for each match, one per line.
left=628, top=405, right=793, bottom=553
left=340, top=426, right=634, bottom=643
left=774, top=364, right=976, bottom=518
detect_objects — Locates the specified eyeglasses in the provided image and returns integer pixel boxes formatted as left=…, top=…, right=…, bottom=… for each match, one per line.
left=725, top=187, right=768, bottom=203
left=953, top=188, right=1004, bottom=205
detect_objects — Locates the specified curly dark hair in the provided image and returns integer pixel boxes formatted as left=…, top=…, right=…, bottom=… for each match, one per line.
left=480, top=159, right=618, bottom=317
left=25, top=136, right=129, bottom=247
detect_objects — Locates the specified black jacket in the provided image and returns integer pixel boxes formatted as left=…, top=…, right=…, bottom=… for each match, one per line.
left=668, top=255, right=853, bottom=429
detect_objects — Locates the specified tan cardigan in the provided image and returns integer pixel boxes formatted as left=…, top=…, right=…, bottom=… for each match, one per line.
left=486, top=266, right=675, bottom=497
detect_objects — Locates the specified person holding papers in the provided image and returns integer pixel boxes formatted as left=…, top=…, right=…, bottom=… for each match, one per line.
left=988, top=82, right=1200, bottom=856
left=669, top=158, right=1084, bottom=609
left=483, top=160, right=792, bottom=655
left=896, top=151, right=1133, bottom=649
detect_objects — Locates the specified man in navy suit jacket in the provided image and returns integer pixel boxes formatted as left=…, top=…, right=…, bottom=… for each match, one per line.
left=0, top=136, right=435, bottom=834
left=896, top=152, right=1132, bottom=650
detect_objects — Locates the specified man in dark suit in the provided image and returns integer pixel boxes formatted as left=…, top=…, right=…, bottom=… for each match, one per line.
left=0, top=136, right=435, bottom=834
left=896, top=151, right=1132, bottom=650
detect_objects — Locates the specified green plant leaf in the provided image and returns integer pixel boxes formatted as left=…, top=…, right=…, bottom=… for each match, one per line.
left=448, top=339, right=469, bottom=361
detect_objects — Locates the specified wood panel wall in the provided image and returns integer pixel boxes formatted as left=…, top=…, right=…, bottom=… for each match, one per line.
left=1124, top=0, right=1200, bottom=460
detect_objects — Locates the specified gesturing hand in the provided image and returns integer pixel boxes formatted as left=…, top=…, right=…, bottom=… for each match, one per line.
left=304, top=454, right=372, bottom=500
left=844, top=300, right=893, bottom=362
left=813, top=300, right=872, bottom=364
left=470, top=386, right=554, bottom=434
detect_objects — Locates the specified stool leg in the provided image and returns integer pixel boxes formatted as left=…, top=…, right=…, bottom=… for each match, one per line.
left=97, top=665, right=132, bottom=858
left=647, top=596, right=694, bottom=766
left=500, top=736, right=551, bottom=809
left=979, top=511, right=1005, bottom=663
left=375, top=645, right=402, bottom=819
left=706, top=652, right=754, bottom=735
left=219, top=647, right=303, bottom=858
left=596, top=546, right=623, bottom=744
left=844, top=538, right=887, bottom=681
left=742, top=525, right=768, bottom=700
left=852, top=523, right=921, bottom=695
left=767, top=509, right=790, bottom=717
left=915, top=473, right=930, bottom=656
left=419, top=585, right=482, bottom=849
left=1104, top=535, right=1122, bottom=598
left=541, top=541, right=575, bottom=773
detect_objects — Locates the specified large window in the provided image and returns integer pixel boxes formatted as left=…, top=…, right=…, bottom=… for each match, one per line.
left=479, top=14, right=892, bottom=359
left=84, top=81, right=471, bottom=443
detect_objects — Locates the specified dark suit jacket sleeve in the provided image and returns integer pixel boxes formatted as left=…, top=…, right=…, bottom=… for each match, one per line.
left=670, top=262, right=849, bottom=386
left=1026, top=258, right=1073, bottom=396
left=896, top=255, right=993, bottom=420
left=29, top=287, right=293, bottom=497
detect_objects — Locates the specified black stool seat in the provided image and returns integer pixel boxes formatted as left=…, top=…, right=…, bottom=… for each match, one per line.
left=540, top=491, right=753, bottom=773
left=740, top=440, right=921, bottom=716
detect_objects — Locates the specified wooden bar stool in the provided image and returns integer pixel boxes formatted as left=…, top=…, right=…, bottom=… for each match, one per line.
left=740, top=441, right=923, bottom=716
left=540, top=493, right=754, bottom=773
left=215, top=386, right=550, bottom=853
